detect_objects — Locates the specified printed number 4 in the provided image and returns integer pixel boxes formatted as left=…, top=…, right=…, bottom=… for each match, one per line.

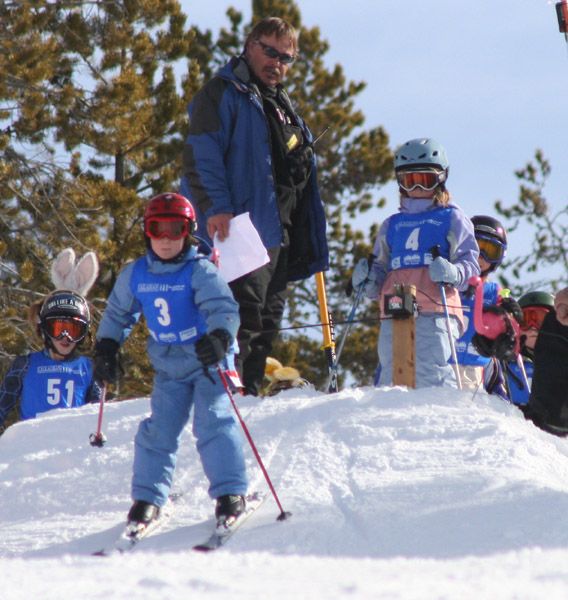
left=405, top=228, right=420, bottom=251
left=47, top=378, right=75, bottom=406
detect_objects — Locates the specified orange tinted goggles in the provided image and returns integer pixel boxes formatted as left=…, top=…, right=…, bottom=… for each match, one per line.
left=521, top=306, right=550, bottom=331
left=145, top=217, right=189, bottom=240
left=44, top=318, right=88, bottom=342
left=477, top=236, right=506, bottom=263
left=396, top=170, right=445, bottom=192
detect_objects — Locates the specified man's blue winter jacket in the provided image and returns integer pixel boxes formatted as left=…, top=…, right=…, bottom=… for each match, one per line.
left=181, top=56, right=329, bottom=282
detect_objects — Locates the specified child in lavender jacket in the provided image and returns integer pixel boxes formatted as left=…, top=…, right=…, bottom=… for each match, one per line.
left=352, top=139, right=479, bottom=388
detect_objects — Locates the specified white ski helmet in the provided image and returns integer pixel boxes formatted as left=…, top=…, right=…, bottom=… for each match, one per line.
left=394, top=138, right=449, bottom=173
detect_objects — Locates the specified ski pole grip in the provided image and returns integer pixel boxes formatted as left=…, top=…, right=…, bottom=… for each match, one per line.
left=430, top=245, right=441, bottom=260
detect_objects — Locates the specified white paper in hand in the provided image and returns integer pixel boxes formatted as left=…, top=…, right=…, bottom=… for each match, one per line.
left=213, top=213, right=269, bottom=282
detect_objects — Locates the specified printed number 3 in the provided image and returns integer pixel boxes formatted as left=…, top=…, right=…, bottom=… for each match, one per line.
left=405, top=227, right=420, bottom=251
left=154, top=298, right=171, bottom=326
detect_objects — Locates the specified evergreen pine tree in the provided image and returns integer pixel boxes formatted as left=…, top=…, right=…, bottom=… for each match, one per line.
left=0, top=0, right=393, bottom=412
left=494, top=150, right=568, bottom=295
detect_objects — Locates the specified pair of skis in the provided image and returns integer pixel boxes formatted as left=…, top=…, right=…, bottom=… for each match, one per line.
left=93, top=367, right=291, bottom=557
left=93, top=491, right=267, bottom=556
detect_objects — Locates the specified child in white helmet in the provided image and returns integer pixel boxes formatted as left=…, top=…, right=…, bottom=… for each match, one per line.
left=352, top=138, right=479, bottom=388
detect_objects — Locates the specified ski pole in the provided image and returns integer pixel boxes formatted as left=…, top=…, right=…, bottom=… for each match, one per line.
left=315, top=271, right=339, bottom=393
left=336, top=252, right=377, bottom=367
left=217, top=366, right=292, bottom=521
left=515, top=355, right=531, bottom=394
left=326, top=282, right=365, bottom=391
left=89, top=384, right=107, bottom=447
left=431, top=246, right=462, bottom=390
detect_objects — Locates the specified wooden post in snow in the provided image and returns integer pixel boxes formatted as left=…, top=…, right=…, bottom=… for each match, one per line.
left=384, top=284, right=417, bottom=388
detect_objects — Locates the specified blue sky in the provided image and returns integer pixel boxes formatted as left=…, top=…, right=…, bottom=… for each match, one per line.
left=181, top=1, right=567, bottom=284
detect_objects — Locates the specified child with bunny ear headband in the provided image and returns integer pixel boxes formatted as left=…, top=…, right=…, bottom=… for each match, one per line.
left=0, top=249, right=103, bottom=434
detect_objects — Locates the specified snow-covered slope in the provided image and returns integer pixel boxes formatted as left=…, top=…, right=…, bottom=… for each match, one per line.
left=2, top=385, right=568, bottom=599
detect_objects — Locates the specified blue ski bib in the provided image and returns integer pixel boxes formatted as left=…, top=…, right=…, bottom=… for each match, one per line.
left=130, top=257, right=207, bottom=345
left=20, top=352, right=94, bottom=420
left=386, top=207, right=453, bottom=271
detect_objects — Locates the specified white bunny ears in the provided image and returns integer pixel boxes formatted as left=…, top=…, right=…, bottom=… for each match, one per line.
left=50, top=248, right=99, bottom=297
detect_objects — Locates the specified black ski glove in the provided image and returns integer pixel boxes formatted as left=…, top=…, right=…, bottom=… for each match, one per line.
left=471, top=333, right=495, bottom=358
left=94, top=338, right=121, bottom=385
left=195, top=329, right=232, bottom=367
left=472, top=331, right=516, bottom=361
left=492, top=330, right=517, bottom=361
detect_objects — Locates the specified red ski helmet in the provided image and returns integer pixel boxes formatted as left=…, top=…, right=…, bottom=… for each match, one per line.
left=142, top=193, right=198, bottom=259
left=143, top=193, right=196, bottom=234
left=144, top=192, right=195, bottom=224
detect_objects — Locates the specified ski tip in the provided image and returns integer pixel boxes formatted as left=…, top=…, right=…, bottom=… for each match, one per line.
left=246, top=490, right=266, bottom=501
left=92, top=545, right=126, bottom=557
left=193, top=544, right=216, bottom=553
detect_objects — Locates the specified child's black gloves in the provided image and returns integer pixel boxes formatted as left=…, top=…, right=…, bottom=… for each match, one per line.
left=471, top=304, right=517, bottom=361
left=93, top=338, right=121, bottom=385
left=195, top=329, right=232, bottom=367
left=472, top=331, right=516, bottom=361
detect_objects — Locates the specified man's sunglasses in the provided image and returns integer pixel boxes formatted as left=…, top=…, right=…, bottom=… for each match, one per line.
left=255, top=40, right=296, bottom=65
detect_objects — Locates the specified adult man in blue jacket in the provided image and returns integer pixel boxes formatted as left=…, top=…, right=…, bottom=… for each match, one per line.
left=181, top=17, right=328, bottom=396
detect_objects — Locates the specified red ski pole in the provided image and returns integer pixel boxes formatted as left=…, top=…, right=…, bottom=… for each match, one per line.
left=89, top=384, right=107, bottom=447
left=217, top=366, right=291, bottom=521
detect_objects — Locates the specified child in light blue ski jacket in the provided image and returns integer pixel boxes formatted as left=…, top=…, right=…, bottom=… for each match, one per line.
left=94, top=193, right=248, bottom=527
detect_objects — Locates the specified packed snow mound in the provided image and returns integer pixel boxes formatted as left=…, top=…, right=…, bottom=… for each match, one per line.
left=3, top=384, right=568, bottom=561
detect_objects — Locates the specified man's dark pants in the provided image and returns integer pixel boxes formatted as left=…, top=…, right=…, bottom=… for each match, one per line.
left=229, top=246, right=289, bottom=395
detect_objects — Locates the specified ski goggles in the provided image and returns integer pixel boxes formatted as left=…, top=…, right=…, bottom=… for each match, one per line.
left=396, top=169, right=446, bottom=192
left=44, top=317, right=88, bottom=343
left=255, top=40, right=296, bottom=64
left=521, top=306, right=550, bottom=331
left=476, top=235, right=506, bottom=264
left=145, top=217, right=190, bottom=241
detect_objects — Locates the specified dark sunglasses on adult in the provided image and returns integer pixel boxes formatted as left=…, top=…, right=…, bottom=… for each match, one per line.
left=145, top=217, right=190, bottom=241
left=256, top=40, right=296, bottom=64
left=44, top=318, right=88, bottom=343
